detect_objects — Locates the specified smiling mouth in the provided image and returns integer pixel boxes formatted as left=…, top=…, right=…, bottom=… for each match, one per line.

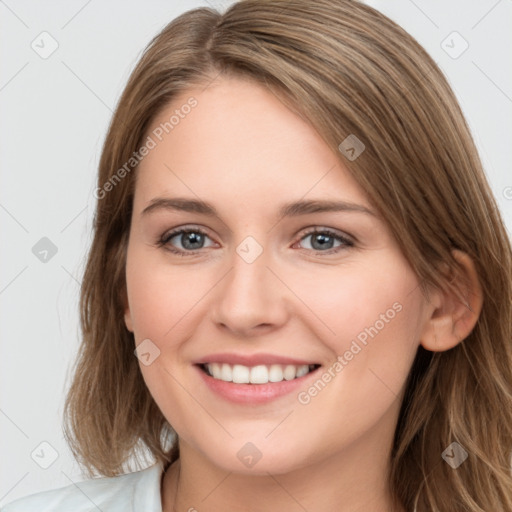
left=199, top=363, right=321, bottom=384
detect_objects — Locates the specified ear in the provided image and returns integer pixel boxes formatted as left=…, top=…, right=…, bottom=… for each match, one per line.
left=121, top=285, right=134, bottom=333
left=420, top=250, right=483, bottom=352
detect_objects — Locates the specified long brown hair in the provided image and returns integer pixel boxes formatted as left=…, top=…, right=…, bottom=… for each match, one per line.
left=62, top=1, right=512, bottom=509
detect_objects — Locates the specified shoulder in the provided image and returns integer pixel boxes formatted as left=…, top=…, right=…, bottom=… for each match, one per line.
left=0, top=462, right=164, bottom=512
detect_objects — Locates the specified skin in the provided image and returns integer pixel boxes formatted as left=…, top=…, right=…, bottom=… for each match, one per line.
left=123, top=76, right=483, bottom=512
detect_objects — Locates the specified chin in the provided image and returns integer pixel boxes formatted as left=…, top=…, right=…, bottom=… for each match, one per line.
left=196, top=438, right=314, bottom=476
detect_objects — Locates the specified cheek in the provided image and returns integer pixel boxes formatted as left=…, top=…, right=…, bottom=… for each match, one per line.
left=125, top=249, right=200, bottom=433
left=288, top=277, right=423, bottom=459
left=125, top=247, right=202, bottom=341
left=296, top=259, right=418, bottom=350
left=296, top=259, right=423, bottom=401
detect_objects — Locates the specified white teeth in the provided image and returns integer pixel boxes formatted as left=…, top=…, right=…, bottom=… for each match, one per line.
left=204, top=363, right=314, bottom=384
left=250, top=365, right=268, bottom=384
left=296, top=364, right=309, bottom=378
left=232, top=364, right=250, bottom=383
left=210, top=363, right=222, bottom=379
left=283, top=365, right=296, bottom=381
left=268, top=364, right=283, bottom=382
left=220, top=363, right=232, bottom=381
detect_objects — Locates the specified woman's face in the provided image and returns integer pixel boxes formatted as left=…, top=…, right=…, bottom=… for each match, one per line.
left=124, top=76, right=432, bottom=475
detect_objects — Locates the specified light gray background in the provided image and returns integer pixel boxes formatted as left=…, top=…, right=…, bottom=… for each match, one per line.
left=1, top=0, right=511, bottom=505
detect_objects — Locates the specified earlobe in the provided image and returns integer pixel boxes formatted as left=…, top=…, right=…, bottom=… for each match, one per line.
left=124, top=308, right=134, bottom=332
left=121, top=286, right=134, bottom=333
left=420, top=250, right=483, bottom=352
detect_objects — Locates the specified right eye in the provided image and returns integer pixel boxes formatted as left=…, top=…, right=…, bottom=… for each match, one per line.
left=157, top=227, right=217, bottom=256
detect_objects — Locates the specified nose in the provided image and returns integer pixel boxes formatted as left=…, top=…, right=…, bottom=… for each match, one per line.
left=209, top=243, right=290, bottom=338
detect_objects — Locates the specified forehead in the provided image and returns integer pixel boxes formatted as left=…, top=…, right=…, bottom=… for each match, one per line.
left=134, top=76, right=371, bottom=213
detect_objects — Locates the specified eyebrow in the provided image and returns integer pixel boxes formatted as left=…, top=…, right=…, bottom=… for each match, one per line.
left=141, top=197, right=377, bottom=219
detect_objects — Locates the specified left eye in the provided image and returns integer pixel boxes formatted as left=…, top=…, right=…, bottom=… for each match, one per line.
left=158, top=227, right=353, bottom=256
left=297, top=229, right=353, bottom=253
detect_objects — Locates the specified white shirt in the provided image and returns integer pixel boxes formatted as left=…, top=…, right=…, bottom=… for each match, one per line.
left=0, top=462, right=165, bottom=512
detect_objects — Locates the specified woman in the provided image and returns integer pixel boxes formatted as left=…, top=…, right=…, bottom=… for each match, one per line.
left=3, top=0, right=511, bottom=510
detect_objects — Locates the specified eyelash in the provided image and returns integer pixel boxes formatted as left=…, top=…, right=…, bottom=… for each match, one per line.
left=156, top=226, right=354, bottom=257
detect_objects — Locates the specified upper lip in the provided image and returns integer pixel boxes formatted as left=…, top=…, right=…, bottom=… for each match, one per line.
left=194, top=352, right=320, bottom=367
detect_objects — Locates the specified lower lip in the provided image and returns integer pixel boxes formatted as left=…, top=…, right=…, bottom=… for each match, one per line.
left=195, top=365, right=320, bottom=404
